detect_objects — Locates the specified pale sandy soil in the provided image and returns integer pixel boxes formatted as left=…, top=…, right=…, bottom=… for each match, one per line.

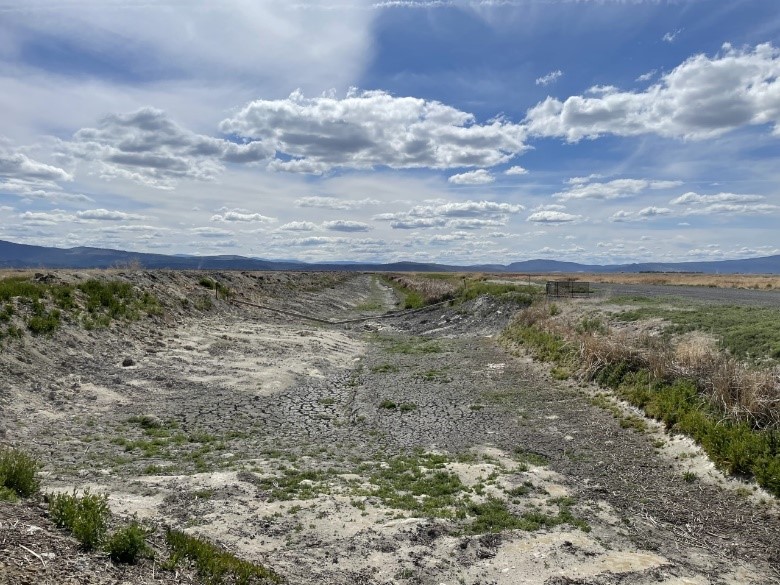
left=1, top=272, right=778, bottom=584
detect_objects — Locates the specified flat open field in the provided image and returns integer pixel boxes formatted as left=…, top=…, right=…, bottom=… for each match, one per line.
left=1, top=272, right=778, bottom=584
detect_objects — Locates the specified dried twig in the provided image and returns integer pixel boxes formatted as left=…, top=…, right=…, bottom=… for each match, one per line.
left=19, top=544, right=46, bottom=568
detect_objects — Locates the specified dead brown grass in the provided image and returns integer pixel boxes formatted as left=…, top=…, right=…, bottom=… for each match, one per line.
left=523, top=306, right=780, bottom=428
left=572, top=272, right=780, bottom=290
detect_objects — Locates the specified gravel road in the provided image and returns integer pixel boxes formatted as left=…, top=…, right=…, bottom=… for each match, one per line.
left=592, top=282, right=780, bottom=307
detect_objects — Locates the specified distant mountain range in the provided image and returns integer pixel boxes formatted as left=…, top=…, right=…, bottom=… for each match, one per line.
left=2, top=239, right=780, bottom=274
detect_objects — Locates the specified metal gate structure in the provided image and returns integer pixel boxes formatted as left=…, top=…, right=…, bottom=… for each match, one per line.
left=545, top=280, right=591, bottom=297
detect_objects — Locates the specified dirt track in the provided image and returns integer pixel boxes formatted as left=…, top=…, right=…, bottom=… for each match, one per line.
left=591, top=282, right=780, bottom=307
left=1, top=272, right=779, bottom=584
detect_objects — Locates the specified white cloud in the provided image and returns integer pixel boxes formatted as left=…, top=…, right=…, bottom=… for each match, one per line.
left=527, top=210, right=581, bottom=223
left=662, top=29, right=682, bottom=43
left=322, top=220, right=371, bottom=232
left=377, top=199, right=524, bottom=230
left=278, top=221, right=317, bottom=232
left=20, top=210, right=75, bottom=225
left=390, top=218, right=448, bottom=230
left=76, top=209, right=147, bottom=221
left=0, top=150, right=72, bottom=182
left=191, top=227, right=234, bottom=238
left=668, top=192, right=778, bottom=216
left=669, top=192, right=766, bottom=205
left=210, top=210, right=276, bottom=223
left=525, top=43, right=780, bottom=141
left=448, top=169, right=495, bottom=185
left=1, top=2, right=373, bottom=97
left=554, top=178, right=681, bottom=201
left=505, top=165, right=528, bottom=176
left=447, top=218, right=505, bottom=229
left=635, top=70, right=657, bottom=82
left=535, top=70, right=563, bottom=86
left=609, top=206, right=695, bottom=222
left=295, top=196, right=380, bottom=210
left=63, top=108, right=272, bottom=189
left=220, top=89, right=529, bottom=173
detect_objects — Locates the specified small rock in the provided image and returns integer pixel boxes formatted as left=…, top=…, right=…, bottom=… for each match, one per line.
left=122, top=357, right=135, bottom=367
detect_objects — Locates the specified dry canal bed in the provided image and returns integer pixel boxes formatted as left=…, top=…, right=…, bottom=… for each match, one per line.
left=1, top=272, right=778, bottom=584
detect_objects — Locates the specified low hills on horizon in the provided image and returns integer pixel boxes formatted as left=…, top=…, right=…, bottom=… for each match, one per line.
left=2, top=238, right=780, bottom=274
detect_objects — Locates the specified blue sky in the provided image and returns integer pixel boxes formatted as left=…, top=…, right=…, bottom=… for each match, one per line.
left=1, top=0, right=779, bottom=265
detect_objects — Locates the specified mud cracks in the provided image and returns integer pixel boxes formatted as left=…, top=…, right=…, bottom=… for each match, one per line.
left=1, top=272, right=778, bottom=584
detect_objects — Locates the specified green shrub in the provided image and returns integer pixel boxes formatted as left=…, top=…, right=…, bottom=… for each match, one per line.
left=48, top=489, right=110, bottom=550
left=0, top=447, right=40, bottom=497
left=165, top=529, right=283, bottom=584
left=27, top=309, right=61, bottom=334
left=106, top=521, right=152, bottom=564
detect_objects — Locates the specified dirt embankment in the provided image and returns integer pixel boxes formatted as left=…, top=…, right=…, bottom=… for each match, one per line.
left=1, top=271, right=778, bottom=584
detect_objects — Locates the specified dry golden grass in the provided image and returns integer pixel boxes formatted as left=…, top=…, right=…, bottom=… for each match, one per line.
left=523, top=307, right=780, bottom=428
left=571, top=272, right=780, bottom=290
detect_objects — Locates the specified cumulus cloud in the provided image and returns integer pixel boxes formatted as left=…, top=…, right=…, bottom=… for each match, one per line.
left=63, top=108, right=272, bottom=189
left=526, top=210, right=581, bottom=223
left=20, top=210, right=75, bottom=225
left=448, top=169, right=495, bottom=185
left=525, top=43, right=780, bottom=141
left=554, top=178, right=681, bottom=201
left=295, top=196, right=380, bottom=210
left=76, top=209, right=146, bottom=221
left=210, top=209, right=276, bottom=223
left=505, top=166, right=528, bottom=176
left=322, top=220, right=371, bottom=232
left=669, top=192, right=777, bottom=216
left=0, top=151, right=72, bottom=182
left=376, top=199, right=524, bottom=230
left=278, top=221, right=318, bottom=232
left=535, top=70, right=563, bottom=86
left=191, top=227, right=234, bottom=238
left=219, top=89, right=529, bottom=173
left=610, top=207, right=673, bottom=222
left=669, top=192, right=766, bottom=205
left=390, top=218, right=448, bottom=230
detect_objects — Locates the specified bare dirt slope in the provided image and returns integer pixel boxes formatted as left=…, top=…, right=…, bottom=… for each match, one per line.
left=1, top=271, right=778, bottom=584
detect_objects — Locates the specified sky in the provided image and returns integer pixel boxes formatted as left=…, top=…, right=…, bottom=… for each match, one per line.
left=1, top=0, right=779, bottom=266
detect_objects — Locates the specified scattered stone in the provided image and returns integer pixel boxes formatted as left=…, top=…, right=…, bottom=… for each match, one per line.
left=122, top=357, right=135, bottom=367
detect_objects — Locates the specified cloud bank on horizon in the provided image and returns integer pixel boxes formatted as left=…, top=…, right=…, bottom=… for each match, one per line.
left=1, top=0, right=779, bottom=264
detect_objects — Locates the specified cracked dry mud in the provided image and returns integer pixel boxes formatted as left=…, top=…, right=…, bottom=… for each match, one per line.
left=1, top=272, right=778, bottom=584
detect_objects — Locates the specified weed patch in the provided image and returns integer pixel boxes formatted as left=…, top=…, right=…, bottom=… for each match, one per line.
left=165, top=529, right=282, bottom=584
left=48, top=489, right=110, bottom=550
left=106, top=521, right=153, bottom=564
left=0, top=447, right=39, bottom=497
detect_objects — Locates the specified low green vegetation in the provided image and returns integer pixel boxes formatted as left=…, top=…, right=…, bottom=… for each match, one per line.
left=381, top=273, right=540, bottom=309
left=503, top=302, right=780, bottom=497
left=253, top=468, right=331, bottom=502
left=48, top=489, right=110, bottom=550
left=0, top=275, right=163, bottom=337
left=615, top=302, right=780, bottom=361
left=0, top=447, right=40, bottom=500
left=165, top=528, right=283, bottom=584
left=198, top=277, right=231, bottom=299
left=106, top=521, right=154, bottom=564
